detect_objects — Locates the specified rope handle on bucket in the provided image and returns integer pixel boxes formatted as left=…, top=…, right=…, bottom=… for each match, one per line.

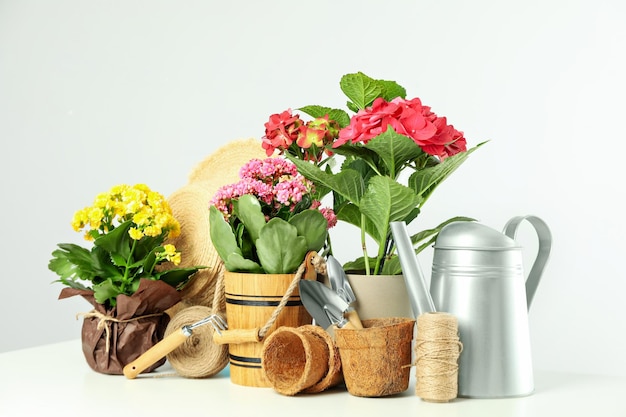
left=212, top=251, right=326, bottom=345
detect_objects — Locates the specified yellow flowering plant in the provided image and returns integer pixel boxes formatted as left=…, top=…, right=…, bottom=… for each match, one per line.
left=49, top=184, right=203, bottom=308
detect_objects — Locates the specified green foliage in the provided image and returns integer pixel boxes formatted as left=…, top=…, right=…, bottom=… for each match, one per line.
left=49, top=220, right=204, bottom=308
left=286, top=71, right=485, bottom=274
left=209, top=197, right=328, bottom=274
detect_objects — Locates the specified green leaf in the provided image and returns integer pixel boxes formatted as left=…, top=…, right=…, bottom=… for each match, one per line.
left=90, top=246, right=123, bottom=283
left=288, top=210, right=328, bottom=252
left=93, top=278, right=120, bottom=306
left=225, top=253, right=263, bottom=273
left=340, top=72, right=382, bottom=110
left=365, top=127, right=425, bottom=179
left=298, top=105, right=351, bottom=128
left=331, top=144, right=380, bottom=174
left=93, top=220, right=133, bottom=259
left=381, top=255, right=402, bottom=275
left=360, top=176, right=420, bottom=243
left=49, top=243, right=97, bottom=283
left=209, top=206, right=246, bottom=269
left=110, top=253, right=128, bottom=268
left=288, top=157, right=366, bottom=206
left=377, top=79, right=407, bottom=101
left=235, top=194, right=267, bottom=243
left=133, top=234, right=165, bottom=261
left=156, top=267, right=205, bottom=290
left=142, top=247, right=159, bottom=276
left=335, top=202, right=379, bottom=244
left=411, top=216, right=477, bottom=253
left=409, top=142, right=486, bottom=202
left=256, top=218, right=308, bottom=274
left=343, top=256, right=378, bottom=274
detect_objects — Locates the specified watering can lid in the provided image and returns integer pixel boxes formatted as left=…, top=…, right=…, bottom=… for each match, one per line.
left=434, top=221, right=519, bottom=250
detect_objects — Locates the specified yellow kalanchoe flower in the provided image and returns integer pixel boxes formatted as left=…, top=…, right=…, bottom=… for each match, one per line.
left=71, top=183, right=180, bottom=242
left=162, top=244, right=181, bottom=265
left=128, top=227, right=144, bottom=240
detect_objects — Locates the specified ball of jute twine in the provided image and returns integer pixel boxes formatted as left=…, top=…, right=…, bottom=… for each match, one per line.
left=415, top=312, right=463, bottom=402
left=164, top=272, right=229, bottom=378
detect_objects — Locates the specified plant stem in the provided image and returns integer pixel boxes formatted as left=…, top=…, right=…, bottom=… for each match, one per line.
left=361, top=213, right=370, bottom=275
left=121, top=239, right=137, bottom=292
left=373, top=228, right=389, bottom=275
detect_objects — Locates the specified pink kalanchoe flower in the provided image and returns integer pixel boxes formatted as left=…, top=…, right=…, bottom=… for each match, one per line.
left=239, top=157, right=298, bottom=183
left=319, top=207, right=337, bottom=228
left=274, top=176, right=311, bottom=207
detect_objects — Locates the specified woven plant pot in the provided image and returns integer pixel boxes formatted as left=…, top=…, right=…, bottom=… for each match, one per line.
left=335, top=317, right=415, bottom=397
left=261, top=324, right=343, bottom=396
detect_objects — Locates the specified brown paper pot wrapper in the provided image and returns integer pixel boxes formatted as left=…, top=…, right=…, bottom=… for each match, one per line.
left=59, top=279, right=181, bottom=375
left=335, top=317, right=415, bottom=397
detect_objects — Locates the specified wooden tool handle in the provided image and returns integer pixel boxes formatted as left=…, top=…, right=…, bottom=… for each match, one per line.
left=303, top=251, right=318, bottom=280
left=123, top=329, right=188, bottom=379
left=212, top=328, right=261, bottom=345
left=344, top=309, right=364, bottom=329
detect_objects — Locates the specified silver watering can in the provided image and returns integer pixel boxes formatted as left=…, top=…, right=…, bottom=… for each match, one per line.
left=429, top=215, right=552, bottom=398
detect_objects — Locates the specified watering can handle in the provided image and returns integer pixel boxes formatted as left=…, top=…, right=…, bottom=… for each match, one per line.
left=503, top=215, right=552, bottom=310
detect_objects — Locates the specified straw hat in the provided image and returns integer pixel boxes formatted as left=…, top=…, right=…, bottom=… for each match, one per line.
left=164, top=138, right=269, bottom=311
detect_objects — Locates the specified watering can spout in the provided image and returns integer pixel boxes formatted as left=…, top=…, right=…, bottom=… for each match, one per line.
left=390, top=221, right=435, bottom=318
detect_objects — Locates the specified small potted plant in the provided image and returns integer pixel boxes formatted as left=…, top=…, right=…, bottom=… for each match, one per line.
left=207, top=157, right=336, bottom=387
left=49, top=183, right=204, bottom=375
left=209, top=157, right=336, bottom=274
left=262, top=71, right=484, bottom=275
left=261, top=71, right=484, bottom=319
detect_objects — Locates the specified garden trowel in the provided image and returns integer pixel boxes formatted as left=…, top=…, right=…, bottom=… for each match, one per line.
left=299, top=279, right=363, bottom=330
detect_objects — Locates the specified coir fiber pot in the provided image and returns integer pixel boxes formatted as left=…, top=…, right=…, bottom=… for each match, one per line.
left=224, top=271, right=312, bottom=387
left=261, top=324, right=343, bottom=395
left=335, top=317, right=415, bottom=397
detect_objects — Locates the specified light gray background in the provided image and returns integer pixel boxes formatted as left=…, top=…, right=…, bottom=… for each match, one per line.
left=1, top=0, right=624, bottom=377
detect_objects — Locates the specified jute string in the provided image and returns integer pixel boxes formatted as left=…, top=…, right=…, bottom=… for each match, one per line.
left=76, top=311, right=163, bottom=354
left=415, top=312, right=463, bottom=402
left=258, top=252, right=326, bottom=340
left=211, top=252, right=327, bottom=341
left=165, top=305, right=229, bottom=378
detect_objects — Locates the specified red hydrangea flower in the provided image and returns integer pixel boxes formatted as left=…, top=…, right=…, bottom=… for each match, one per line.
left=262, top=109, right=304, bottom=156
left=335, top=96, right=467, bottom=159
left=334, top=97, right=437, bottom=147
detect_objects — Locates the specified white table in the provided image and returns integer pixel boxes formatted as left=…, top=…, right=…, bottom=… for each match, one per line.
left=1, top=340, right=625, bottom=417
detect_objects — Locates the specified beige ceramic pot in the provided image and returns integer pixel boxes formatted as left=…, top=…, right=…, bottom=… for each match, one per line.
left=345, top=274, right=413, bottom=320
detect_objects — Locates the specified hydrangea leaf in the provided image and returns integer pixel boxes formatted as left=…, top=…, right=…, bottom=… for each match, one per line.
left=409, top=141, right=486, bottom=201
left=340, top=72, right=382, bottom=110
left=360, top=176, right=420, bottom=243
left=365, top=127, right=426, bottom=178
left=298, top=105, right=351, bottom=128
left=288, top=156, right=365, bottom=206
